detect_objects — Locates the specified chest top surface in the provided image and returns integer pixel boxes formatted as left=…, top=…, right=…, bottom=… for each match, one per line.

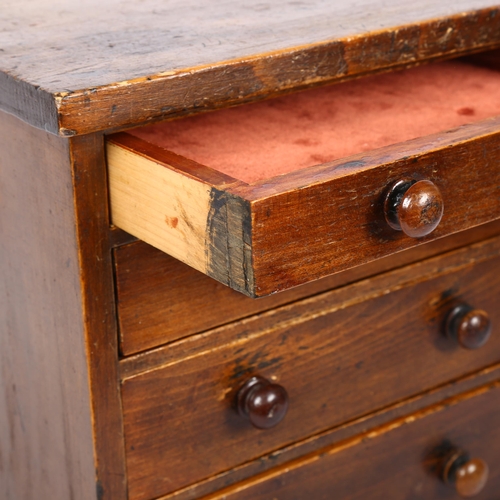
left=1, top=0, right=500, bottom=136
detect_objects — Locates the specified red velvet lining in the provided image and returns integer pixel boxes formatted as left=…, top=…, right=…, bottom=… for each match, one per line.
left=129, top=61, right=500, bottom=183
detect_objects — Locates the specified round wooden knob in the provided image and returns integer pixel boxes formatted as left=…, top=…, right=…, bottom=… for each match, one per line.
left=384, top=179, right=444, bottom=238
left=443, top=450, right=489, bottom=497
left=236, top=376, right=288, bottom=430
left=446, top=304, right=492, bottom=350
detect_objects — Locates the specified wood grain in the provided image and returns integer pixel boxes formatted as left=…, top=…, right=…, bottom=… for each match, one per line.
left=70, top=134, right=128, bottom=499
left=0, top=111, right=96, bottom=499
left=203, top=382, right=500, bottom=500
left=115, top=220, right=500, bottom=355
left=120, top=236, right=500, bottom=500
left=1, top=2, right=500, bottom=135
left=107, top=138, right=218, bottom=276
left=247, top=117, right=500, bottom=295
left=108, top=116, right=500, bottom=297
left=151, top=364, right=500, bottom=500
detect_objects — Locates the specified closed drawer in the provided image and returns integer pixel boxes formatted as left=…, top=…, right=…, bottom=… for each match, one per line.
left=120, top=236, right=500, bottom=500
left=206, top=381, right=500, bottom=500
left=107, top=57, right=500, bottom=297
left=115, top=220, right=500, bottom=355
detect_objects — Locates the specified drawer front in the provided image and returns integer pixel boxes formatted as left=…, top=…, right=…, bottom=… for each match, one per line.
left=121, top=237, right=500, bottom=500
left=107, top=59, right=500, bottom=297
left=115, top=221, right=500, bottom=355
left=206, top=382, right=500, bottom=500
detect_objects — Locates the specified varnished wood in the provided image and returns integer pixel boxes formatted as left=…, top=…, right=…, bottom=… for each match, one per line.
left=1, top=3, right=500, bottom=136
left=3, top=4, right=500, bottom=500
left=109, top=116, right=500, bottom=296
left=115, top=220, right=500, bottom=355
left=446, top=304, right=492, bottom=350
left=150, top=364, right=500, bottom=500
left=0, top=112, right=127, bottom=499
left=384, top=179, right=444, bottom=238
left=120, top=236, right=500, bottom=500
left=443, top=450, right=489, bottom=497
left=236, top=376, right=289, bottom=430
left=0, top=111, right=96, bottom=499
left=247, top=118, right=500, bottom=295
left=201, top=383, right=500, bottom=499
left=69, top=135, right=128, bottom=499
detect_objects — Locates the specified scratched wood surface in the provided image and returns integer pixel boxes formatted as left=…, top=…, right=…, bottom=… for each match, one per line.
left=1, top=1, right=500, bottom=135
left=120, top=236, right=500, bottom=500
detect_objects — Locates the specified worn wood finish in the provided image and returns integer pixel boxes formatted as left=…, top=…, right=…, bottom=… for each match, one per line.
left=146, top=364, right=500, bottom=500
left=247, top=118, right=500, bottom=295
left=115, top=220, right=500, bottom=355
left=108, top=116, right=500, bottom=297
left=0, top=111, right=96, bottom=499
left=120, top=236, right=500, bottom=500
left=1, top=2, right=500, bottom=136
left=69, top=135, right=128, bottom=499
left=202, top=382, right=500, bottom=500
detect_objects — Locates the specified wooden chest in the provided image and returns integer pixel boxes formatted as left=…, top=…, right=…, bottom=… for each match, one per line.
left=1, top=2, right=500, bottom=499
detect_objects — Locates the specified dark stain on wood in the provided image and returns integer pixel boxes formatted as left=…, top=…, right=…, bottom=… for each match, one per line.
left=206, top=187, right=254, bottom=296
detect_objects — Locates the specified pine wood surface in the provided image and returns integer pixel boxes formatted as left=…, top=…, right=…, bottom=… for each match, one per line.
left=120, top=236, right=500, bottom=500
left=0, top=112, right=96, bottom=499
left=115, top=220, right=500, bottom=355
left=108, top=116, right=500, bottom=297
left=203, top=382, right=500, bottom=500
left=1, top=2, right=500, bottom=135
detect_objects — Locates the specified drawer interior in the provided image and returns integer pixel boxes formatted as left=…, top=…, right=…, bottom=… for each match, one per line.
left=127, top=59, right=500, bottom=184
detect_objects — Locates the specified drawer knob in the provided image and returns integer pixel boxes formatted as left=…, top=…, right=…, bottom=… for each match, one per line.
left=384, top=179, right=444, bottom=238
left=446, top=304, right=492, bottom=350
left=236, top=376, right=288, bottom=430
left=443, top=449, right=489, bottom=497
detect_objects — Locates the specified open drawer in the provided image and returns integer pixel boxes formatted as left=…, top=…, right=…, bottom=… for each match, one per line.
left=107, top=57, right=500, bottom=297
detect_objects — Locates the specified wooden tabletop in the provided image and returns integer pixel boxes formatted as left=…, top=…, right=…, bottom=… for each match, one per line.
left=1, top=0, right=500, bottom=136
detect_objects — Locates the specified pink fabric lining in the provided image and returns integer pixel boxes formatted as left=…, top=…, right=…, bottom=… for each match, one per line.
left=129, top=61, right=500, bottom=183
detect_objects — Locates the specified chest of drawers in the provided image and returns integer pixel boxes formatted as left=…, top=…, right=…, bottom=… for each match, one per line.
left=1, top=2, right=500, bottom=499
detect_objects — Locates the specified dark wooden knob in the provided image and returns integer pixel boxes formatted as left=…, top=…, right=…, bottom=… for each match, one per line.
left=446, top=304, right=492, bottom=350
left=443, top=449, right=489, bottom=497
left=384, top=179, right=444, bottom=238
left=236, top=376, right=288, bottom=430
